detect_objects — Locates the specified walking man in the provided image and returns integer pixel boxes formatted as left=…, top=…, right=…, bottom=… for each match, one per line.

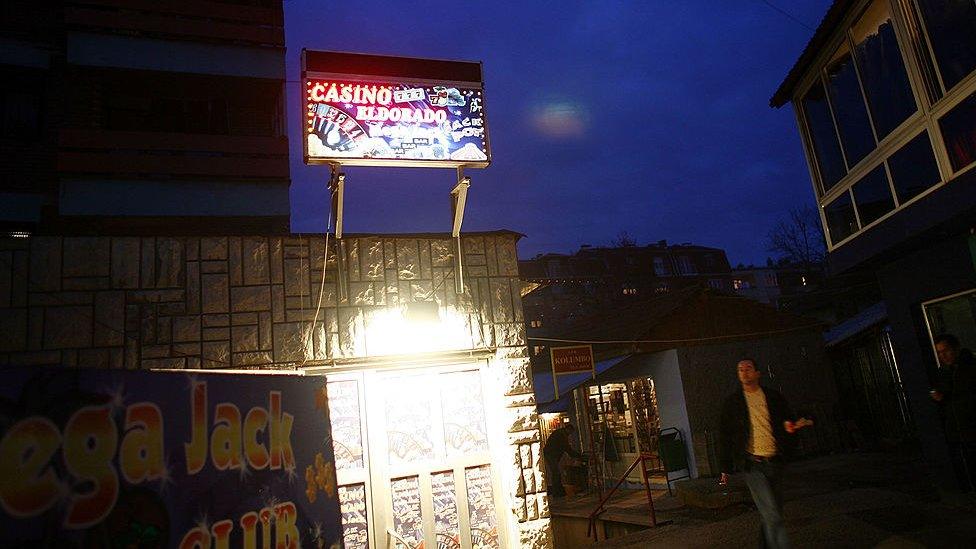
left=718, top=359, right=811, bottom=548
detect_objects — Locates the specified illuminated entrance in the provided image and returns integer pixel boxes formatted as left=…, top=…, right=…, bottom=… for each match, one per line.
left=327, top=364, right=506, bottom=549
left=577, top=377, right=661, bottom=486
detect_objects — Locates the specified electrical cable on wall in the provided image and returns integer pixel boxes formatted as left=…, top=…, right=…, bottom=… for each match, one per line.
left=300, top=177, right=335, bottom=368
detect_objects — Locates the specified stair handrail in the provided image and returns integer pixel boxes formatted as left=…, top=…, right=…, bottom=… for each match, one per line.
left=585, top=451, right=660, bottom=540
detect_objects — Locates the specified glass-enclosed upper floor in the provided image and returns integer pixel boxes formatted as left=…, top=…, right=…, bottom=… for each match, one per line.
left=790, top=0, right=976, bottom=250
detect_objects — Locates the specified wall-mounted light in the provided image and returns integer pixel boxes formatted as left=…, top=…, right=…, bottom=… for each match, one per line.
left=363, top=301, right=472, bottom=357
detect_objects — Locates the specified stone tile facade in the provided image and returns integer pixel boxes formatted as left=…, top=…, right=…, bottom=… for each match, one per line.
left=0, top=232, right=551, bottom=549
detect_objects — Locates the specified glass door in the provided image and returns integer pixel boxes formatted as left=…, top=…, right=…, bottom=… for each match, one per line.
left=327, top=373, right=375, bottom=549
left=365, top=365, right=505, bottom=549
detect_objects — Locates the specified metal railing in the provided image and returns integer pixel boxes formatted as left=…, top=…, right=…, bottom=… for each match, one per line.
left=585, top=452, right=663, bottom=541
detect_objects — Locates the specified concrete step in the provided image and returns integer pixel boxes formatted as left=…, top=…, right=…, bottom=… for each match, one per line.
left=673, top=477, right=750, bottom=509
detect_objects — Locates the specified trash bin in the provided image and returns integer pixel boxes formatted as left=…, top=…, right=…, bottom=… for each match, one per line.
left=658, top=428, right=690, bottom=495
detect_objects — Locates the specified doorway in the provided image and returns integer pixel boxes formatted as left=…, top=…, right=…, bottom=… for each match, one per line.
left=576, top=377, right=661, bottom=486
left=328, top=364, right=507, bottom=549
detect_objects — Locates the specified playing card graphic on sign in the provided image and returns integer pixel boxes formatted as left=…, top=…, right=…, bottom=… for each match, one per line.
left=302, top=50, right=491, bottom=168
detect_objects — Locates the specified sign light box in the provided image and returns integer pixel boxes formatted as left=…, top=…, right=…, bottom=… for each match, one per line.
left=302, top=50, right=491, bottom=168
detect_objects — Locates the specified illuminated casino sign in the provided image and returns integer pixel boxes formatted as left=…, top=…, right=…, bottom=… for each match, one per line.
left=302, top=50, right=491, bottom=168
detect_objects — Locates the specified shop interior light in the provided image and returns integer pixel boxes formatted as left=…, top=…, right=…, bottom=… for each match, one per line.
left=363, top=301, right=473, bottom=357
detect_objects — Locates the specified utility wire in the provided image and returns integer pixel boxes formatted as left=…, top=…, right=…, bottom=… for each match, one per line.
left=527, top=323, right=823, bottom=345
left=760, top=0, right=815, bottom=31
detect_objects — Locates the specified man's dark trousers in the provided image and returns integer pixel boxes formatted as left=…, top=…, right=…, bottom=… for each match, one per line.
left=743, top=458, right=790, bottom=549
left=545, top=456, right=565, bottom=497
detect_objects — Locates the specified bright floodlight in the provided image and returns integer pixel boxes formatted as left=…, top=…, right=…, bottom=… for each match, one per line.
left=363, top=302, right=472, bottom=356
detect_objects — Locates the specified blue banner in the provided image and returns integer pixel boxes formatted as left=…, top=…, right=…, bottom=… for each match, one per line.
left=0, top=368, right=341, bottom=549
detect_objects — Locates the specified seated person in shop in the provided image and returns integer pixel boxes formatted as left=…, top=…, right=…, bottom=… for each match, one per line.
left=543, top=423, right=582, bottom=498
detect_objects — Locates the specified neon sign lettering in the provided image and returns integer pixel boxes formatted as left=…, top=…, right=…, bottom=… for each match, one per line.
left=304, top=78, right=490, bottom=166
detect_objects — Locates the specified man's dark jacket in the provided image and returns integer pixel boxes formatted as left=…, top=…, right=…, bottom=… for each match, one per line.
left=543, top=426, right=582, bottom=461
left=934, top=349, right=976, bottom=444
left=718, top=386, right=796, bottom=473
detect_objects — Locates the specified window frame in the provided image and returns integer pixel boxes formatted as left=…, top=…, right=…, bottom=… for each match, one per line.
left=792, top=0, right=976, bottom=252
left=910, top=0, right=976, bottom=96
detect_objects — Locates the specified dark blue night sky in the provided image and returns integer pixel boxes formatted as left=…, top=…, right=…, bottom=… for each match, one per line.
left=284, top=0, right=832, bottom=266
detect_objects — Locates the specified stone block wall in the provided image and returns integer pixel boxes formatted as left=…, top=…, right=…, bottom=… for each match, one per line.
left=0, top=231, right=551, bottom=549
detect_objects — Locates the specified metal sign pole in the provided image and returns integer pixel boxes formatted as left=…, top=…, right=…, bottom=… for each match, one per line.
left=329, top=166, right=347, bottom=302
left=451, top=166, right=471, bottom=295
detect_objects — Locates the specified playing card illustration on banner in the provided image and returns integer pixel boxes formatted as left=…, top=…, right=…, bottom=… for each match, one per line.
left=338, top=484, right=369, bottom=549
left=432, top=471, right=460, bottom=549
left=390, top=476, right=423, bottom=549
left=304, top=79, right=490, bottom=166
left=0, top=368, right=342, bottom=549
left=465, top=465, right=500, bottom=549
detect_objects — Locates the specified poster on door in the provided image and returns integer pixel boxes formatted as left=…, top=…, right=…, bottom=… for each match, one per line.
left=0, top=368, right=342, bottom=549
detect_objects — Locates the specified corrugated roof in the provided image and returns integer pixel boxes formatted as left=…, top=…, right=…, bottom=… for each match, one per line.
left=532, top=285, right=704, bottom=343
left=824, top=302, right=888, bottom=346
left=529, top=285, right=822, bottom=345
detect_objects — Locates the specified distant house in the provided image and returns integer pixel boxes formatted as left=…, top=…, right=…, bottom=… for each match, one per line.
left=520, top=241, right=737, bottom=338
left=771, top=0, right=976, bottom=490
left=527, top=285, right=836, bottom=480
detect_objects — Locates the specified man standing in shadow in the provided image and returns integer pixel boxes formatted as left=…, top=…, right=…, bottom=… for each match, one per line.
left=544, top=422, right=582, bottom=499
left=930, top=333, right=976, bottom=491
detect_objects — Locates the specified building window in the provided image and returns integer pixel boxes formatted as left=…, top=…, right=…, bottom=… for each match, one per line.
left=887, top=130, right=942, bottom=203
left=802, top=81, right=847, bottom=192
left=824, top=193, right=858, bottom=244
left=529, top=319, right=543, bottom=328
left=733, top=279, right=751, bottom=290
left=794, top=0, right=976, bottom=251
left=533, top=346, right=545, bottom=356
left=800, top=0, right=918, bottom=193
left=851, top=1, right=917, bottom=140
left=653, top=257, right=669, bottom=276
left=1, top=90, right=41, bottom=139
left=826, top=45, right=875, bottom=166
left=708, top=279, right=724, bottom=290
left=677, top=256, right=695, bottom=275
left=939, top=90, right=976, bottom=172
left=622, top=288, right=637, bottom=295
left=655, top=283, right=670, bottom=294
left=108, top=96, right=230, bottom=135
left=851, top=165, right=895, bottom=226
left=915, top=0, right=976, bottom=93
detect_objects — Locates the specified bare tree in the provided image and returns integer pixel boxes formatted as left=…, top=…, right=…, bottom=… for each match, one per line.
left=766, top=205, right=826, bottom=270
left=611, top=231, right=638, bottom=247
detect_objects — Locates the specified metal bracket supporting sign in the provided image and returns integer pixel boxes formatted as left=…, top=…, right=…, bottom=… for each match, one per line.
left=329, top=167, right=348, bottom=301
left=329, top=169, right=345, bottom=239
left=451, top=167, right=471, bottom=294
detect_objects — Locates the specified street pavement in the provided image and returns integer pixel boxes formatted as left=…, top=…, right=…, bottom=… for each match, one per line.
left=591, top=451, right=976, bottom=548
